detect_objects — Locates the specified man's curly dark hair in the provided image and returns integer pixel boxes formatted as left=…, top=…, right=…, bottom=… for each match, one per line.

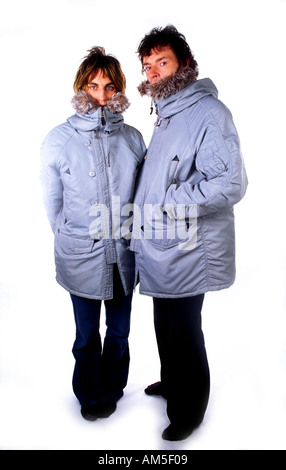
left=137, top=25, right=199, bottom=76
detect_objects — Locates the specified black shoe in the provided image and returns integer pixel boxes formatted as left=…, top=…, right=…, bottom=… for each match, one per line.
left=81, top=402, right=116, bottom=421
left=162, top=423, right=195, bottom=441
left=81, top=404, right=99, bottom=421
left=144, top=381, right=167, bottom=399
left=96, top=402, right=117, bottom=418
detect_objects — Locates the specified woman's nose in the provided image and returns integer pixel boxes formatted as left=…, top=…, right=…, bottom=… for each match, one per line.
left=98, top=88, right=107, bottom=100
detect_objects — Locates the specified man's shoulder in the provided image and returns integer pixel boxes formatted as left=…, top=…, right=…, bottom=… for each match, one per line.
left=185, top=92, right=232, bottom=122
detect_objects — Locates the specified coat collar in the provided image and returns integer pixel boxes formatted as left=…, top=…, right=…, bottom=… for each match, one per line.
left=68, top=91, right=130, bottom=132
left=139, top=70, right=218, bottom=119
left=71, top=90, right=130, bottom=115
left=137, top=67, right=197, bottom=101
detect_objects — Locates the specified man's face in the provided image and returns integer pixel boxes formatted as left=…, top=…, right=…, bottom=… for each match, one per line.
left=142, top=45, right=179, bottom=85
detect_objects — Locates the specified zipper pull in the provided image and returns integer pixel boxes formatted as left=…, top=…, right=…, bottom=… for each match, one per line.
left=101, top=107, right=106, bottom=126
left=155, top=117, right=162, bottom=127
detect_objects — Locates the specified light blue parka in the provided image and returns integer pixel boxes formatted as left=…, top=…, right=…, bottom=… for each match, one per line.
left=41, top=92, right=146, bottom=299
left=131, top=69, right=248, bottom=298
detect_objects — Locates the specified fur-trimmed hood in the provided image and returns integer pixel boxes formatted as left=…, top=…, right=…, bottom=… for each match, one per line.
left=138, top=67, right=197, bottom=101
left=71, top=90, right=130, bottom=115
left=68, top=91, right=130, bottom=133
left=139, top=70, right=218, bottom=119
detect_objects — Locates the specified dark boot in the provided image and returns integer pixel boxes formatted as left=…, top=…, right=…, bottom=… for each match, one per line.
left=144, top=381, right=167, bottom=399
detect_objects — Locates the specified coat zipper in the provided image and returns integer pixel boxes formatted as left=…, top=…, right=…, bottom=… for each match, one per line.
left=99, top=108, right=110, bottom=167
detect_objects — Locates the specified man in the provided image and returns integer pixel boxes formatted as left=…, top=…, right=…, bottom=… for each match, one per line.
left=131, top=25, right=248, bottom=441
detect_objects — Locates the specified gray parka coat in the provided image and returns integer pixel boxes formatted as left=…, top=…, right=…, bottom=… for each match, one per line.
left=131, top=69, right=248, bottom=298
left=41, top=92, right=146, bottom=299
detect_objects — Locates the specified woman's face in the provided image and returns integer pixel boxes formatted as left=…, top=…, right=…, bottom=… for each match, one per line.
left=86, top=70, right=116, bottom=106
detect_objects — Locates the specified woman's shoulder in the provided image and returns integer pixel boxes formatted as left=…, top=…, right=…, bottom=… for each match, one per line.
left=46, top=119, right=74, bottom=141
left=41, top=120, right=77, bottom=162
left=120, top=123, right=146, bottom=153
left=42, top=120, right=76, bottom=150
left=121, top=122, right=144, bottom=141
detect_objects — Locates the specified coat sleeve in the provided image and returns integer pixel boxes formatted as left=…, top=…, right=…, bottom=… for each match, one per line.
left=164, top=101, right=248, bottom=218
left=40, top=130, right=64, bottom=233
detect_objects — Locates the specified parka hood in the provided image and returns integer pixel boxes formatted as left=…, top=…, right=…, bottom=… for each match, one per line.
left=68, top=91, right=130, bottom=133
left=156, top=78, right=218, bottom=118
left=71, top=90, right=130, bottom=115
left=138, top=68, right=218, bottom=119
left=138, top=67, right=197, bottom=101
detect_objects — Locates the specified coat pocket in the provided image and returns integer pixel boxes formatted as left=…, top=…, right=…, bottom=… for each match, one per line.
left=55, top=231, right=104, bottom=256
left=166, top=155, right=180, bottom=187
left=54, top=231, right=107, bottom=297
left=142, top=220, right=193, bottom=249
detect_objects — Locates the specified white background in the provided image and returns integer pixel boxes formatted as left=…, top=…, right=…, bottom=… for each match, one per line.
left=0, top=0, right=286, bottom=450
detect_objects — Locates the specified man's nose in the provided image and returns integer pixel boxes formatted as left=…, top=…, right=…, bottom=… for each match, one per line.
left=150, top=66, right=159, bottom=77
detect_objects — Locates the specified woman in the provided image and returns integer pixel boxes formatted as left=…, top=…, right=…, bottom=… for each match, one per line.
left=41, top=47, right=146, bottom=421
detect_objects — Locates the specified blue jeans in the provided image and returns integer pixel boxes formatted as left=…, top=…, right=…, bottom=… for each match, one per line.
left=70, top=265, right=132, bottom=406
left=153, top=294, right=210, bottom=427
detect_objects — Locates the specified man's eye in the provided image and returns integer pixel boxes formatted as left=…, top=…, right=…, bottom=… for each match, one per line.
left=144, top=67, right=151, bottom=72
left=160, top=62, right=167, bottom=67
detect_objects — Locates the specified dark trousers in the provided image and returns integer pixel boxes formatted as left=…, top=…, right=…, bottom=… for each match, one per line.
left=70, top=266, right=132, bottom=406
left=153, top=294, right=210, bottom=427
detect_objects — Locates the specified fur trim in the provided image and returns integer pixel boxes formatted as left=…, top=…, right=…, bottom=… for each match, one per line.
left=71, top=90, right=130, bottom=114
left=71, top=90, right=99, bottom=114
left=138, top=67, right=197, bottom=101
left=107, top=93, right=130, bottom=113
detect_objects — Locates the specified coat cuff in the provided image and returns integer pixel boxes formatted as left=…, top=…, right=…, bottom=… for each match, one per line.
left=164, top=184, right=197, bottom=220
